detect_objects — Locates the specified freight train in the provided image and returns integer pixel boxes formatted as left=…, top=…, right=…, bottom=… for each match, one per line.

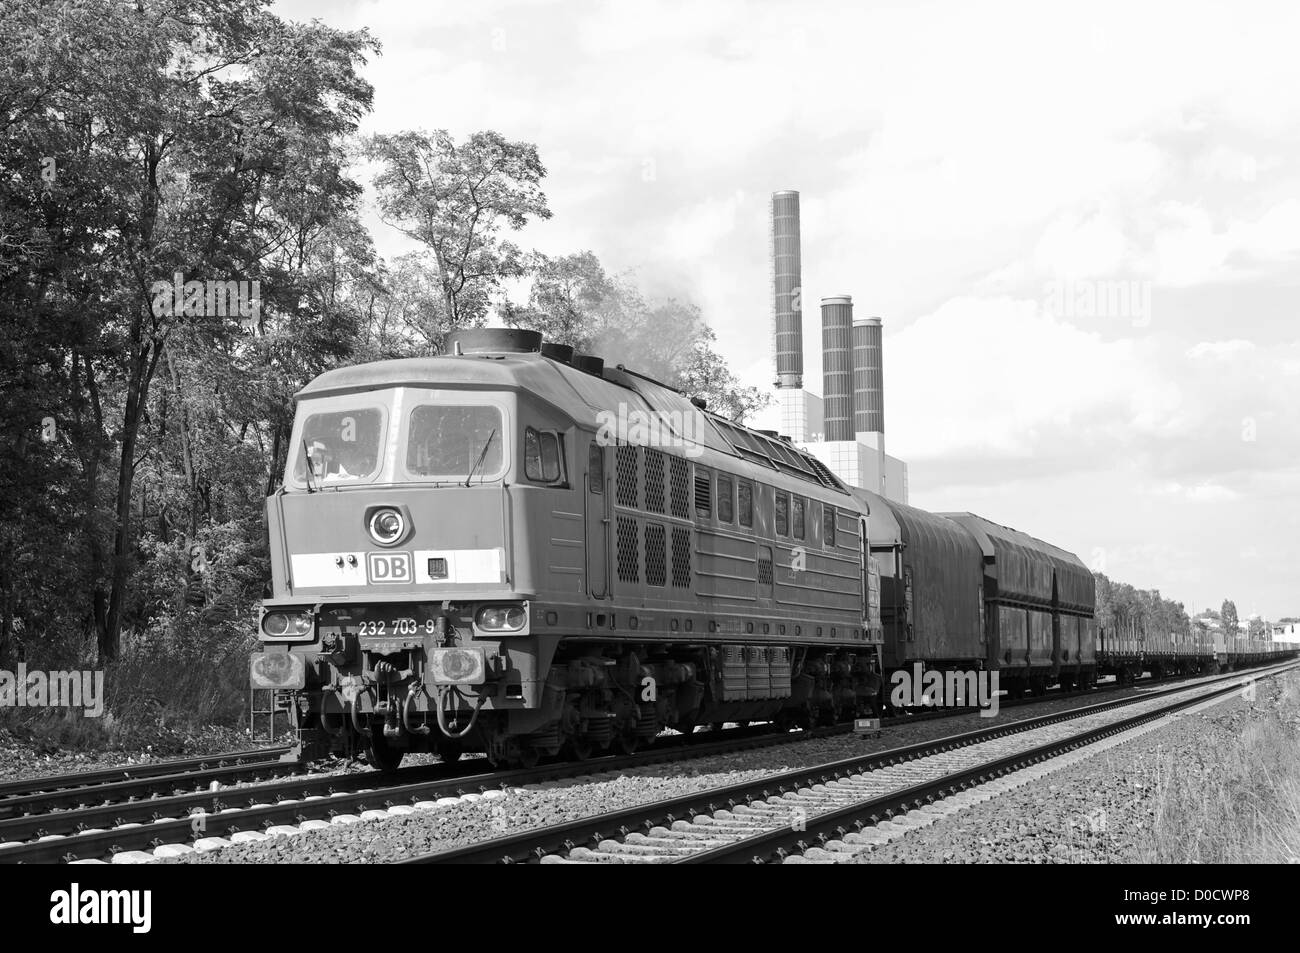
left=1097, top=624, right=1293, bottom=682
left=250, top=330, right=1294, bottom=768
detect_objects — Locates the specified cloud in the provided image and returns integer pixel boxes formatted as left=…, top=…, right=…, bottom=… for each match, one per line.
left=886, top=295, right=1139, bottom=460
left=1152, top=482, right=1242, bottom=503
left=1186, top=339, right=1255, bottom=360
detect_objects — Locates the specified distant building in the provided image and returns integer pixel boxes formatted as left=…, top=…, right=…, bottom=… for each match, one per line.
left=1192, top=613, right=1223, bottom=632
left=1273, top=621, right=1300, bottom=641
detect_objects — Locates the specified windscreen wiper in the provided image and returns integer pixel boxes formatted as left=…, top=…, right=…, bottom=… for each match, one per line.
left=464, top=429, right=497, bottom=487
left=302, top=439, right=317, bottom=493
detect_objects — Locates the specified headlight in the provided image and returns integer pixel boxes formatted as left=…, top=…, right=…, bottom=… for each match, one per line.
left=368, top=507, right=405, bottom=545
left=475, top=605, right=527, bottom=632
left=262, top=610, right=313, bottom=638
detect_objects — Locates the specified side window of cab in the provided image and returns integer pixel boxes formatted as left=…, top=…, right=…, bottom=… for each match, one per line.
left=524, top=427, right=565, bottom=484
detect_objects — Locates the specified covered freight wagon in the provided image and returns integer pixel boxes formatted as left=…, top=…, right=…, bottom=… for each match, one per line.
left=941, top=512, right=1096, bottom=693
left=855, top=490, right=985, bottom=673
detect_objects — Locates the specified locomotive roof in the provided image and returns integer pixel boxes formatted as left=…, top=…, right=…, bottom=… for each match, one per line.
left=297, top=352, right=849, bottom=494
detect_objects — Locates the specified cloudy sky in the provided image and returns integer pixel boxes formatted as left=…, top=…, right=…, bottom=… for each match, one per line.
left=278, top=0, right=1299, bottom=620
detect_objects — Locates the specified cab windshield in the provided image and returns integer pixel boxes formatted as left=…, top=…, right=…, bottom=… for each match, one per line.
left=284, top=388, right=509, bottom=488
left=291, top=407, right=384, bottom=485
left=405, top=405, right=503, bottom=481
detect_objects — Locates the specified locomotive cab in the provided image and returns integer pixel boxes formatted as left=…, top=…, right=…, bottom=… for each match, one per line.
left=255, top=334, right=583, bottom=767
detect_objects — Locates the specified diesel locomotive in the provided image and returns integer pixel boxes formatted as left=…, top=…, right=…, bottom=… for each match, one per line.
left=255, top=328, right=1275, bottom=770
left=252, top=329, right=886, bottom=768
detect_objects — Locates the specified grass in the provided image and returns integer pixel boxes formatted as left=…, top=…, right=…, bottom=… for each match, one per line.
left=1139, top=673, right=1300, bottom=863
left=0, top=625, right=257, bottom=754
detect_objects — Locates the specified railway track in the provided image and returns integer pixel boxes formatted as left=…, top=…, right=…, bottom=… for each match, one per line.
left=0, top=722, right=837, bottom=863
left=399, top=661, right=1296, bottom=864
left=0, top=665, right=1182, bottom=824
left=0, top=745, right=295, bottom=807
left=1, top=661, right=1281, bottom=864
left=0, top=751, right=306, bottom=823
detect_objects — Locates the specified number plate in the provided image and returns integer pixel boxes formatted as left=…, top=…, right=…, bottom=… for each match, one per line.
left=320, top=605, right=439, bottom=646
left=355, top=617, right=431, bottom=638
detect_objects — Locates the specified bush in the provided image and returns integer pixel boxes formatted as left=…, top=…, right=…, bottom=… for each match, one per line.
left=0, top=608, right=256, bottom=753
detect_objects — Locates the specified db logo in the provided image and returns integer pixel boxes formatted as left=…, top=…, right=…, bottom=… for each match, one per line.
left=367, top=552, right=413, bottom=584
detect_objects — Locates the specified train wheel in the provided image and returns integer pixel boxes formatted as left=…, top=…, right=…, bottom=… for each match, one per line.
left=562, top=736, right=594, bottom=762
left=515, top=745, right=541, bottom=769
left=612, top=730, right=639, bottom=756
left=366, top=736, right=404, bottom=772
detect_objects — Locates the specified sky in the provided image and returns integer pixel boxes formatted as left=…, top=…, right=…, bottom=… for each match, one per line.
left=275, top=0, right=1299, bottom=620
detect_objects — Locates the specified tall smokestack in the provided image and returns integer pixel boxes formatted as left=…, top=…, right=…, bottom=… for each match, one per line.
left=821, top=295, right=853, bottom=441
left=853, top=317, right=884, bottom=434
left=771, top=191, right=803, bottom=389
left=853, top=315, right=887, bottom=498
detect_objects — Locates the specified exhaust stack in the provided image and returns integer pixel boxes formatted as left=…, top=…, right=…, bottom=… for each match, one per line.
left=821, top=295, right=853, bottom=441
left=853, top=315, right=887, bottom=497
left=771, top=191, right=803, bottom=389
left=853, top=317, right=884, bottom=435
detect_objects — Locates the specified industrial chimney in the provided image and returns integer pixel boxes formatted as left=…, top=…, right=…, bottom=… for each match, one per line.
left=771, top=191, right=803, bottom=389
left=853, top=316, right=887, bottom=497
left=821, top=296, right=854, bottom=441
left=852, top=317, right=884, bottom=434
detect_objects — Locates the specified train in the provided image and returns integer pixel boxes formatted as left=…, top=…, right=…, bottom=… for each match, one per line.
left=1097, top=623, right=1294, bottom=682
left=249, top=329, right=1296, bottom=768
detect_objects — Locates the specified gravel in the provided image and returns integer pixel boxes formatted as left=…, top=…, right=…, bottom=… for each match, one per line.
left=844, top=669, right=1300, bottom=863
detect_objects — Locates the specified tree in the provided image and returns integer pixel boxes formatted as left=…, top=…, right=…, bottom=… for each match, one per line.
left=355, top=252, right=453, bottom=358
left=501, top=251, right=614, bottom=351
left=676, top=326, right=769, bottom=423
left=1092, top=573, right=1193, bottom=645
left=1221, top=599, right=1240, bottom=635
left=366, top=130, right=551, bottom=328
left=0, top=0, right=378, bottom=661
left=1247, top=617, right=1268, bottom=639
